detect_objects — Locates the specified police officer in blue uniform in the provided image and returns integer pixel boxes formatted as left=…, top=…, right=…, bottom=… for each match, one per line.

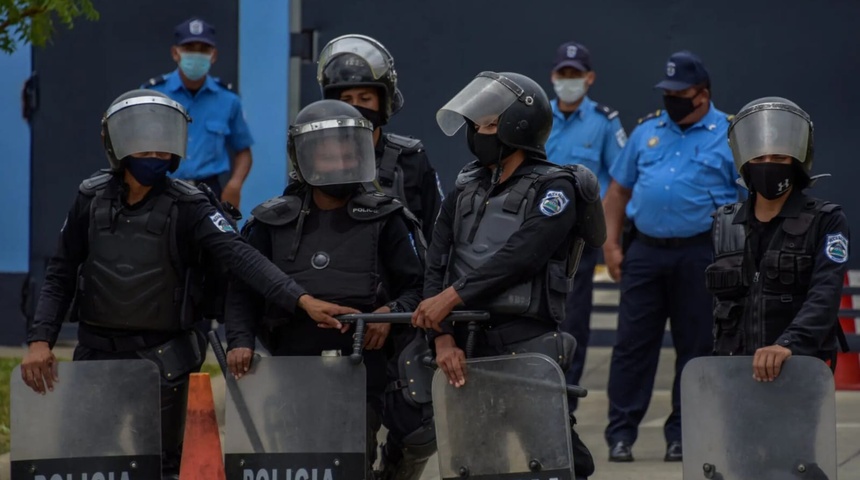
left=545, top=41, right=626, bottom=410
left=144, top=17, right=254, bottom=210
left=708, top=96, right=850, bottom=379
left=316, top=35, right=444, bottom=480
left=601, top=51, right=741, bottom=462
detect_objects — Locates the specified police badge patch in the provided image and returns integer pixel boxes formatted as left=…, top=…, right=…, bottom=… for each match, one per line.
left=209, top=212, right=235, bottom=233
left=825, top=233, right=848, bottom=263
left=616, top=128, right=627, bottom=148
left=539, top=190, right=569, bottom=217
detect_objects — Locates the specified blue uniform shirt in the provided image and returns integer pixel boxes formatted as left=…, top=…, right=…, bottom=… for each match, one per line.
left=144, top=69, right=254, bottom=180
left=609, top=103, right=741, bottom=238
left=546, top=96, right=626, bottom=198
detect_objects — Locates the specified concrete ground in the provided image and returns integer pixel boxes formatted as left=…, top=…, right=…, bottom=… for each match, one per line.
left=2, top=284, right=860, bottom=479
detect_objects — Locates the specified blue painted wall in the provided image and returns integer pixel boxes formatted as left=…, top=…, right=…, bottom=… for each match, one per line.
left=0, top=42, right=31, bottom=273
left=237, top=0, right=290, bottom=221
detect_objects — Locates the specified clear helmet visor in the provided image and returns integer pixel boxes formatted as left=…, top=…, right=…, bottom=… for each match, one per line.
left=105, top=97, right=189, bottom=159
left=729, top=105, right=811, bottom=171
left=436, top=73, right=522, bottom=136
left=292, top=119, right=377, bottom=186
left=317, top=35, right=391, bottom=81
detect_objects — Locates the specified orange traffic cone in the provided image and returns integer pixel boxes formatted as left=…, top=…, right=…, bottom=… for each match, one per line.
left=835, top=273, right=860, bottom=390
left=179, top=373, right=226, bottom=479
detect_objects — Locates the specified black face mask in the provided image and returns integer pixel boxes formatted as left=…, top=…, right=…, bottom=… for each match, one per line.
left=469, top=132, right=517, bottom=167
left=317, top=183, right=360, bottom=199
left=746, top=162, right=794, bottom=200
left=663, top=94, right=698, bottom=124
left=353, top=105, right=386, bottom=130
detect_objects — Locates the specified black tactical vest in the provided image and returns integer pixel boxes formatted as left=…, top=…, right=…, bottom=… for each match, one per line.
left=251, top=191, right=408, bottom=333
left=447, top=161, right=605, bottom=324
left=376, top=133, right=423, bottom=203
left=76, top=175, right=199, bottom=332
left=705, top=197, right=839, bottom=356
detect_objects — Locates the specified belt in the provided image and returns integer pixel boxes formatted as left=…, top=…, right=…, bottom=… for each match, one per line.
left=78, top=324, right=180, bottom=353
left=634, top=230, right=710, bottom=248
left=482, top=320, right=555, bottom=352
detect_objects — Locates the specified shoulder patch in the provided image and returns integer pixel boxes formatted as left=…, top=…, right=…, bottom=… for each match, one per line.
left=79, top=173, right=113, bottom=196
left=208, top=212, right=235, bottom=233
left=348, top=192, right=402, bottom=221
left=825, top=232, right=849, bottom=264
left=595, top=103, right=619, bottom=120
left=637, top=109, right=662, bottom=125
left=726, top=114, right=735, bottom=122
left=142, top=74, right=168, bottom=89
left=455, top=160, right=485, bottom=190
left=385, top=133, right=423, bottom=153
left=538, top=190, right=570, bottom=217
left=251, top=195, right=303, bottom=226
left=212, top=77, right=234, bottom=91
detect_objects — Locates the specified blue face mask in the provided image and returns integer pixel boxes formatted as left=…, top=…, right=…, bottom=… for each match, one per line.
left=124, top=157, right=172, bottom=186
left=179, top=52, right=212, bottom=81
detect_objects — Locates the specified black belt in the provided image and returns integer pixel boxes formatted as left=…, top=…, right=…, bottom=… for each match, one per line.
left=482, top=320, right=555, bottom=351
left=634, top=230, right=710, bottom=249
left=78, top=324, right=180, bottom=353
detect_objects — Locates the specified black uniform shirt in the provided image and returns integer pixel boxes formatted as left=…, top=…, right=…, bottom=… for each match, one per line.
left=425, top=158, right=578, bottom=339
left=736, top=189, right=851, bottom=354
left=29, top=175, right=308, bottom=346
left=375, top=132, right=443, bottom=240
left=226, top=200, right=424, bottom=350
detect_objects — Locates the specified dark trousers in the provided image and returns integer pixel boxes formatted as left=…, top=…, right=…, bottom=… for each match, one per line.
left=73, top=345, right=192, bottom=477
left=605, top=238, right=714, bottom=446
left=561, top=246, right=600, bottom=411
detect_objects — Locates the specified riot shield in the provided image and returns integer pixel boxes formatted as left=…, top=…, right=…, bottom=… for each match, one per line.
left=224, top=356, right=366, bottom=479
left=11, top=359, right=162, bottom=479
left=432, top=353, right=574, bottom=480
left=681, top=356, right=836, bottom=480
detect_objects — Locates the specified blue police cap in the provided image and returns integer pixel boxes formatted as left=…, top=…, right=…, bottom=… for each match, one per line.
left=174, top=17, right=216, bottom=47
left=553, top=41, right=592, bottom=72
left=654, top=50, right=710, bottom=91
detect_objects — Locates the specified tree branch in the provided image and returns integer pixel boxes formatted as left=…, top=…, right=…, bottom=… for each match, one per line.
left=0, top=5, right=49, bottom=34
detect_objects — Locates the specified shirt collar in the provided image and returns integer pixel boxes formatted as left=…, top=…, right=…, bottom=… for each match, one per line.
left=665, top=102, right=722, bottom=134
left=733, top=188, right=807, bottom=224
left=551, top=95, right=592, bottom=121
left=166, top=69, right=216, bottom=94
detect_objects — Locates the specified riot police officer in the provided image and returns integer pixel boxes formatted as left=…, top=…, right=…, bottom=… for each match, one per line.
left=317, top=34, right=443, bottom=480
left=706, top=97, right=850, bottom=381
left=412, top=71, right=602, bottom=479
left=19, top=89, right=350, bottom=479
left=224, top=99, right=424, bottom=478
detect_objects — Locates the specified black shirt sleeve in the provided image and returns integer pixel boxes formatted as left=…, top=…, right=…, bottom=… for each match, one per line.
left=402, top=150, right=444, bottom=240
left=451, top=178, right=578, bottom=305
left=379, top=213, right=424, bottom=312
left=29, top=193, right=92, bottom=346
left=777, top=209, right=851, bottom=355
left=224, top=220, right=270, bottom=350
left=424, top=189, right=458, bottom=300
left=181, top=199, right=307, bottom=315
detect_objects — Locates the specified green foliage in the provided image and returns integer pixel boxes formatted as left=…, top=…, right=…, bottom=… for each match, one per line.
left=0, top=358, right=21, bottom=453
left=0, top=0, right=99, bottom=54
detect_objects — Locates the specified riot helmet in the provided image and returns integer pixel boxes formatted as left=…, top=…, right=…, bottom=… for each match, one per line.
left=102, top=89, right=190, bottom=172
left=728, top=97, right=814, bottom=189
left=437, top=71, right=552, bottom=158
left=317, top=34, right=404, bottom=127
left=287, top=100, right=376, bottom=192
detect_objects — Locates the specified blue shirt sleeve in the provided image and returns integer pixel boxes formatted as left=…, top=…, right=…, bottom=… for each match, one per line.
left=609, top=125, right=643, bottom=189
left=602, top=116, right=626, bottom=177
left=227, top=97, right=254, bottom=152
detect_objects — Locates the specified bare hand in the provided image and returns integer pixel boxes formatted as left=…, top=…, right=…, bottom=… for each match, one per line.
left=435, top=335, right=467, bottom=387
left=221, top=179, right=243, bottom=210
left=21, top=341, right=58, bottom=395
left=227, top=347, right=254, bottom=379
left=412, top=287, right=462, bottom=332
left=364, top=306, right=392, bottom=350
left=753, top=345, right=793, bottom=382
left=298, top=295, right=359, bottom=333
left=604, top=245, right=624, bottom=282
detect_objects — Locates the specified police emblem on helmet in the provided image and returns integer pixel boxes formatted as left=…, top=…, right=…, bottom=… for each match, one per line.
left=666, top=62, right=676, bottom=77
left=190, top=20, right=203, bottom=35
left=567, top=45, right=578, bottom=58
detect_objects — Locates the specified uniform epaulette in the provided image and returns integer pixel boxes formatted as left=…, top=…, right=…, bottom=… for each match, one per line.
left=79, top=172, right=113, bottom=196
left=142, top=75, right=168, bottom=89
left=637, top=109, right=662, bottom=125
left=726, top=114, right=736, bottom=122
left=595, top=103, right=620, bottom=120
left=384, top=133, right=423, bottom=153
left=212, top=77, right=234, bottom=91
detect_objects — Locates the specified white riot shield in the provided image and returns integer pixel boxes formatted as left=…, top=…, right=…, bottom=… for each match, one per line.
left=11, top=359, right=162, bottom=479
left=224, top=356, right=367, bottom=479
left=432, top=353, right=574, bottom=480
left=682, top=355, right=836, bottom=480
